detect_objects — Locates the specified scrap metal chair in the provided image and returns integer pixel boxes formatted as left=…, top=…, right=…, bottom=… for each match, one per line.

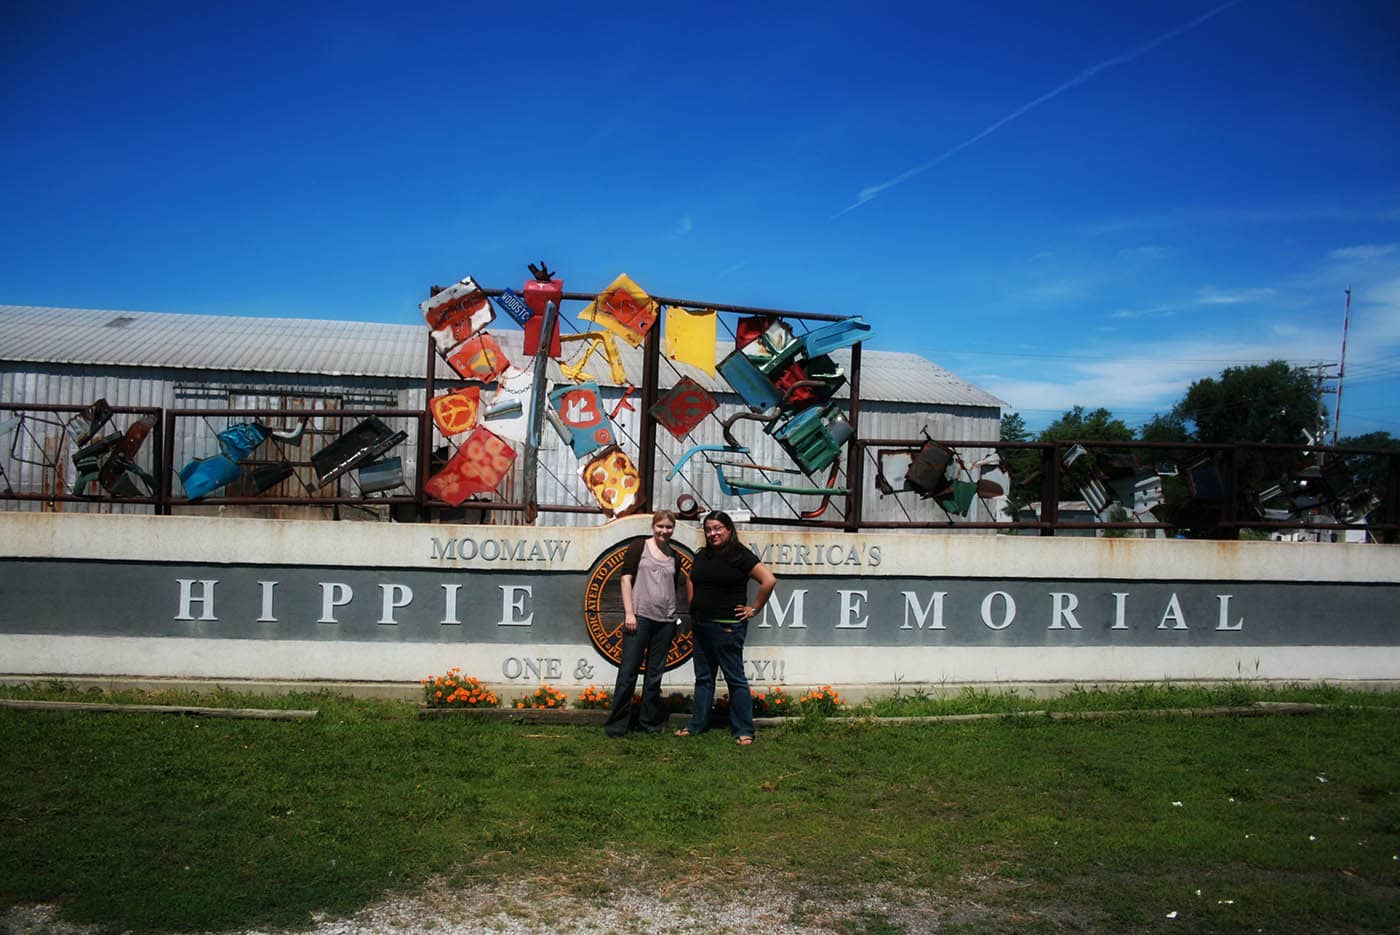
left=73, top=414, right=158, bottom=497
left=310, top=417, right=407, bottom=488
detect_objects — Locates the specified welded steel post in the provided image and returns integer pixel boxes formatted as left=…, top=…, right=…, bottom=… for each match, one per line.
left=160, top=409, right=178, bottom=515
left=148, top=412, right=166, bottom=515
left=1040, top=443, right=1059, bottom=536
left=1218, top=446, right=1239, bottom=540
left=520, top=300, right=558, bottom=524
left=843, top=340, right=864, bottom=532
left=1384, top=452, right=1400, bottom=545
left=637, top=313, right=661, bottom=514
left=417, top=329, right=438, bottom=522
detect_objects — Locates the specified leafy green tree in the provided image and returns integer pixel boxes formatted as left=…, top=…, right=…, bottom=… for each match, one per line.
left=997, top=412, right=1039, bottom=522
left=1035, top=406, right=1135, bottom=510
left=995, top=407, right=1138, bottom=522
left=1136, top=412, right=1195, bottom=527
left=1337, top=431, right=1399, bottom=450
left=1170, top=361, right=1322, bottom=526
left=1332, top=432, right=1400, bottom=505
left=1000, top=411, right=1030, bottom=444
left=1172, top=361, right=1319, bottom=445
left=1138, top=412, right=1191, bottom=443
left=1039, top=405, right=1135, bottom=443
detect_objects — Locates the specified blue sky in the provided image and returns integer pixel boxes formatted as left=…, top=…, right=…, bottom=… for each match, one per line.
left=4, top=1, right=1398, bottom=438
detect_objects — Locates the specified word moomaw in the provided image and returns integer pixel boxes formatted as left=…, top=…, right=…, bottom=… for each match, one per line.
left=428, top=536, right=571, bottom=563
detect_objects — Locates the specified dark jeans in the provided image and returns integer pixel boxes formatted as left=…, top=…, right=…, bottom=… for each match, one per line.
left=685, top=618, right=754, bottom=737
left=604, top=615, right=676, bottom=737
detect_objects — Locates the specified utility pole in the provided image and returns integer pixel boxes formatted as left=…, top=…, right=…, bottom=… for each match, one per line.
left=1332, top=287, right=1351, bottom=445
left=1314, top=362, right=1328, bottom=448
left=1310, top=361, right=1335, bottom=470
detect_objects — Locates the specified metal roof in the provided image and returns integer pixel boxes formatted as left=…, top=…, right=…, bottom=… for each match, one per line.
left=0, top=304, right=1006, bottom=409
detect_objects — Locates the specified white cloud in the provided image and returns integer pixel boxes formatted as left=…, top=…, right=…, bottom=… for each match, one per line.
left=1195, top=286, right=1276, bottom=305
left=1017, top=276, right=1094, bottom=304
left=1328, top=244, right=1397, bottom=261
left=668, top=215, right=694, bottom=239
left=959, top=241, right=1400, bottom=432
left=974, top=323, right=1373, bottom=423
left=1110, top=305, right=1173, bottom=320
left=1091, top=202, right=1400, bottom=237
left=1117, top=245, right=1171, bottom=261
left=1351, top=276, right=1400, bottom=346
left=834, top=1, right=1239, bottom=216
left=981, top=357, right=1204, bottom=418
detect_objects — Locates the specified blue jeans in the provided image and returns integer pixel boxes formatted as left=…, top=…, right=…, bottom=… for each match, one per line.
left=604, top=616, right=675, bottom=737
left=685, top=619, right=754, bottom=737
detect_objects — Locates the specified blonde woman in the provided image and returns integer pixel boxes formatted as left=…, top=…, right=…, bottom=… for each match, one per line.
left=604, top=510, right=692, bottom=737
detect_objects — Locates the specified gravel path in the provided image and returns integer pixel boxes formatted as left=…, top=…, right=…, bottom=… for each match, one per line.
left=3, top=876, right=1044, bottom=934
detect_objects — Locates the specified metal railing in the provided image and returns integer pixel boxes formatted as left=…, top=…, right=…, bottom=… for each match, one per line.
left=3, top=401, right=1395, bottom=541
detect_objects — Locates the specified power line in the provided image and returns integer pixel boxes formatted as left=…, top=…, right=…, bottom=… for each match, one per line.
left=1009, top=406, right=1173, bottom=415
left=1340, top=370, right=1400, bottom=387
left=934, top=348, right=1339, bottom=366
left=1340, top=362, right=1400, bottom=379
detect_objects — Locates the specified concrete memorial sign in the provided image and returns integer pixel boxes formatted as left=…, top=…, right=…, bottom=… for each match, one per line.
left=1, top=513, right=1396, bottom=692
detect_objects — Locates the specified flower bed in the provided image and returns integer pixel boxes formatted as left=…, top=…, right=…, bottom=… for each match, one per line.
left=753, top=687, right=796, bottom=717
left=420, top=668, right=499, bottom=708
left=799, top=685, right=845, bottom=716
left=514, top=684, right=568, bottom=709
left=415, top=681, right=850, bottom=722
left=574, top=685, right=612, bottom=709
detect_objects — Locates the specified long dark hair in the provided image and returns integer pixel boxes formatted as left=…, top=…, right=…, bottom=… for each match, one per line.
left=700, top=510, right=741, bottom=555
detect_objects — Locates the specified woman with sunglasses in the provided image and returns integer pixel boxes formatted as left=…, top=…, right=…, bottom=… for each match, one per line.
left=675, top=510, right=777, bottom=746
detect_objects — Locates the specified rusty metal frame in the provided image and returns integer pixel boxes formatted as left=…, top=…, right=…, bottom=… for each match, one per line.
left=425, top=286, right=864, bottom=523
left=850, top=437, right=1400, bottom=539
left=5, top=277, right=1398, bottom=541
left=0, top=402, right=165, bottom=509
left=2, top=401, right=1395, bottom=538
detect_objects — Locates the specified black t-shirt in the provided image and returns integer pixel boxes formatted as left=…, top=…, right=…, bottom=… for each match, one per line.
left=687, top=544, right=759, bottom=621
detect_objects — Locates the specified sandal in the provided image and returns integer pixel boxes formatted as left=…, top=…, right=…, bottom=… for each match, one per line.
left=674, top=728, right=694, bottom=737
left=736, top=736, right=754, bottom=746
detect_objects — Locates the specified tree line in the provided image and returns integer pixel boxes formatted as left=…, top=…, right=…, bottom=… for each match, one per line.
left=998, top=361, right=1397, bottom=526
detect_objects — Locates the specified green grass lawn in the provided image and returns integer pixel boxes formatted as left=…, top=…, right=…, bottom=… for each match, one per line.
left=2, top=684, right=1397, bottom=933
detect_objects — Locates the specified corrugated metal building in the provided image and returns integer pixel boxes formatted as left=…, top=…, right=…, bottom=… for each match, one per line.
left=1, top=304, right=1006, bottom=527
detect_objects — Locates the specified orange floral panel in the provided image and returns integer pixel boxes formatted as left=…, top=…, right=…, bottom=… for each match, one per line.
left=424, top=427, right=516, bottom=506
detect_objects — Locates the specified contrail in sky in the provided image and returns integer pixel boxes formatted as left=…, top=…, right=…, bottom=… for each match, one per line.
left=832, top=1, right=1240, bottom=219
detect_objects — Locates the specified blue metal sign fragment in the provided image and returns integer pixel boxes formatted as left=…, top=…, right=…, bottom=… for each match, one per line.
left=497, top=289, right=533, bottom=326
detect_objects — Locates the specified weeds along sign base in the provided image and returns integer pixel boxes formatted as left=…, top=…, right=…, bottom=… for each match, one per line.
left=1, top=512, right=1397, bottom=692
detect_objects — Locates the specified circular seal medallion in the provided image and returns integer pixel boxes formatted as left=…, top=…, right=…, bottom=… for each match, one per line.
left=583, top=537, right=694, bottom=671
